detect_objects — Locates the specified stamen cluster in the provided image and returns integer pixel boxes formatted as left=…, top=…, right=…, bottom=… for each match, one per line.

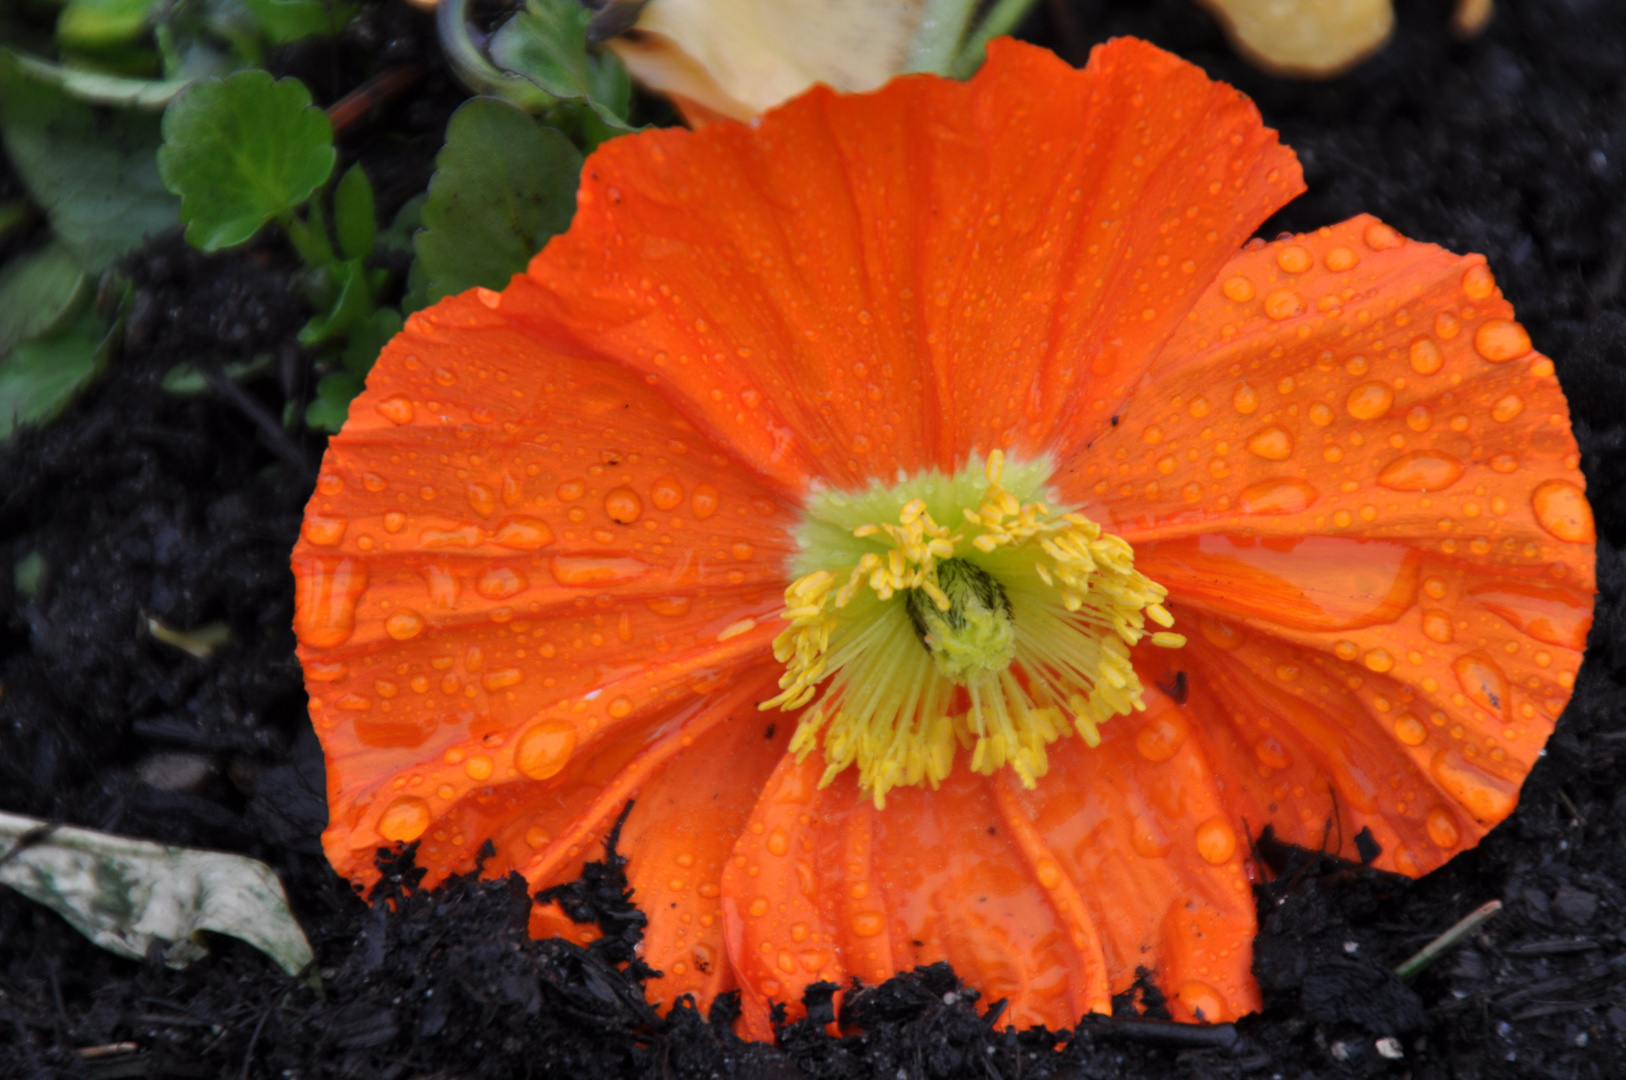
left=763, top=452, right=1185, bottom=806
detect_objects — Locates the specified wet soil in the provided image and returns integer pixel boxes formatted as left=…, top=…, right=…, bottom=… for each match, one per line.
left=3, top=0, right=1626, bottom=1077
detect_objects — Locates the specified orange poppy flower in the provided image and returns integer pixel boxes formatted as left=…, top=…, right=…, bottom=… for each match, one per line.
left=292, top=37, right=1595, bottom=1037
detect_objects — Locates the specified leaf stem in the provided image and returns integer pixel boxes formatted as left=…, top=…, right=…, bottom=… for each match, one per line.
left=903, top=0, right=981, bottom=75
left=951, top=0, right=1045, bottom=78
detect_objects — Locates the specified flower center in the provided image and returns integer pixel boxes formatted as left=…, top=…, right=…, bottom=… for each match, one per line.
left=763, top=451, right=1185, bottom=807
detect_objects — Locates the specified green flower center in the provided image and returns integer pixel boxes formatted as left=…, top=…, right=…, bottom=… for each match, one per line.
left=762, top=451, right=1184, bottom=808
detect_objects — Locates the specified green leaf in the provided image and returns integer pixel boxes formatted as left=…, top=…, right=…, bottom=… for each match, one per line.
left=0, top=308, right=109, bottom=441
left=57, top=0, right=161, bottom=53
left=240, top=0, right=354, bottom=44
left=0, top=242, right=91, bottom=356
left=410, top=97, right=582, bottom=308
left=332, top=163, right=376, bottom=262
left=160, top=352, right=274, bottom=395
left=157, top=69, right=335, bottom=251
left=488, top=0, right=634, bottom=132
left=305, top=369, right=364, bottom=432
left=298, top=258, right=374, bottom=346
left=0, top=810, right=316, bottom=982
left=378, top=192, right=424, bottom=256
left=0, top=51, right=179, bottom=272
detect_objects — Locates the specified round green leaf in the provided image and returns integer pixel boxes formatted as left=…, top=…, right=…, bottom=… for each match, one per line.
left=157, top=69, right=335, bottom=251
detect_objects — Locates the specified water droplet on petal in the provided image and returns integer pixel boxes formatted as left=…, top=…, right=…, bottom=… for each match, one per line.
left=294, top=557, right=368, bottom=648
left=1422, top=611, right=1454, bottom=644
left=1325, top=246, right=1359, bottom=272
left=1474, top=319, right=1531, bottom=362
left=1175, top=981, right=1229, bottom=1023
left=476, top=567, right=526, bottom=599
left=604, top=487, right=643, bottom=524
left=1426, top=806, right=1462, bottom=849
left=465, top=755, right=494, bottom=781
left=1246, top=426, right=1294, bottom=461
left=647, top=596, right=693, bottom=617
left=1222, top=275, right=1255, bottom=302
left=1377, top=452, right=1465, bottom=492
left=691, top=484, right=720, bottom=520
left=492, top=517, right=555, bottom=550
left=1461, top=263, right=1496, bottom=300
left=1276, top=245, right=1313, bottom=274
left=466, top=484, right=496, bottom=518
left=1530, top=479, right=1593, bottom=543
left=379, top=796, right=430, bottom=842
left=1135, top=713, right=1189, bottom=762
left=516, top=720, right=578, bottom=779
left=1238, top=478, right=1318, bottom=515
left=1430, top=747, right=1517, bottom=823
left=1452, top=652, right=1509, bottom=719
left=1393, top=714, right=1427, bottom=746
left=1263, top=289, right=1304, bottom=321
left=376, top=396, right=414, bottom=425
left=302, top=515, right=347, bottom=546
left=1364, top=222, right=1404, bottom=250
left=549, top=554, right=651, bottom=586
left=1196, top=817, right=1237, bottom=864
left=1345, top=382, right=1394, bottom=420
left=1409, top=337, right=1443, bottom=375
left=1491, top=394, right=1524, bottom=423
left=651, top=475, right=684, bottom=511
left=1232, top=383, right=1259, bottom=414
left=378, top=609, right=424, bottom=642
left=849, top=911, right=886, bottom=938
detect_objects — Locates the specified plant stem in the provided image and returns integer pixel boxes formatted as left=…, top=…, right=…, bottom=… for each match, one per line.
left=1394, top=899, right=1503, bottom=980
left=951, top=0, right=1045, bottom=78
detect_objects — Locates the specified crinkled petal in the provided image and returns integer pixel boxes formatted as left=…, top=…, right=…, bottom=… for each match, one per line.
left=504, top=37, right=1302, bottom=493
left=294, top=289, right=794, bottom=892
left=1059, top=216, right=1594, bottom=876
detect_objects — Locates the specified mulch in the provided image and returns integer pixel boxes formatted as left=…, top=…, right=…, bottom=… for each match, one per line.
left=3, top=1, right=1625, bottom=1076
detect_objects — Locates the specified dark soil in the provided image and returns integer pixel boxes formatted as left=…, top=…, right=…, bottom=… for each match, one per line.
left=4, top=1, right=1626, bottom=1077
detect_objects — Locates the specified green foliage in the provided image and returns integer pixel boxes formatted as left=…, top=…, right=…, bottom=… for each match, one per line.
left=332, top=163, right=376, bottom=262
left=239, top=0, right=355, bottom=45
left=56, top=0, right=161, bottom=53
left=408, top=97, right=582, bottom=309
left=0, top=51, right=179, bottom=272
left=0, top=307, right=113, bottom=441
left=0, top=242, right=90, bottom=356
left=157, top=69, right=336, bottom=251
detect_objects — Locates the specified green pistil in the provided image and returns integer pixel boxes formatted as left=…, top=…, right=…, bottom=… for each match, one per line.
left=904, top=558, right=1016, bottom=684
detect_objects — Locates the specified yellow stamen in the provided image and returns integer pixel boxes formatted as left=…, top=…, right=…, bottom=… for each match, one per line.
left=765, top=452, right=1181, bottom=807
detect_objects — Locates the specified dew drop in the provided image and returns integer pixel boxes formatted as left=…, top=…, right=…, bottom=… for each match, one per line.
left=1195, top=817, right=1237, bottom=864
left=1530, top=479, right=1593, bottom=542
left=1263, top=289, right=1305, bottom=321
left=476, top=566, right=526, bottom=600
left=302, top=515, right=347, bottom=546
left=1425, top=806, right=1461, bottom=849
left=1452, top=652, right=1509, bottom=719
left=1308, top=402, right=1333, bottom=427
left=691, top=484, right=720, bottom=520
left=1198, top=615, right=1245, bottom=650
left=1246, top=426, right=1294, bottom=461
left=604, top=487, right=643, bottom=524
left=850, top=911, right=886, bottom=938
left=1491, top=393, right=1524, bottom=423
left=651, top=475, right=684, bottom=511
left=385, top=610, right=426, bottom=640
left=1422, top=611, right=1454, bottom=644
left=492, top=516, right=555, bottom=550
left=376, top=396, right=415, bottom=425
left=465, top=755, right=494, bottom=781
left=1393, top=714, right=1427, bottom=746
left=647, top=596, right=693, bottom=617
left=379, top=796, right=430, bottom=842
left=383, top=512, right=406, bottom=533
left=1232, top=383, right=1259, bottom=414
left=293, top=557, right=368, bottom=648
left=767, top=828, right=789, bottom=857
left=1345, top=382, right=1394, bottom=420
left=525, top=825, right=551, bottom=848
left=1364, top=648, right=1395, bottom=673
left=1135, top=712, right=1189, bottom=762
left=516, top=720, right=578, bottom=780
left=549, top=554, right=651, bottom=586
left=1325, top=246, right=1359, bottom=272
left=1176, top=981, right=1229, bottom=1023
left=1035, top=859, right=1062, bottom=889
left=1408, top=337, right=1443, bottom=375
left=1474, top=319, right=1531, bottom=362
left=1364, top=222, right=1404, bottom=250
left=1377, top=451, right=1465, bottom=492
left=1461, top=264, right=1496, bottom=300
left=1276, top=245, right=1313, bottom=274
left=1255, top=737, right=1290, bottom=769
left=466, top=484, right=496, bottom=518
left=1238, top=478, right=1318, bottom=515
left=1222, top=275, right=1255, bottom=302
left=1430, top=747, right=1517, bottom=823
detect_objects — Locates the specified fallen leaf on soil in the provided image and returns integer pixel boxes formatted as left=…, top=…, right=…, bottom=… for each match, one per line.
left=0, top=811, right=315, bottom=979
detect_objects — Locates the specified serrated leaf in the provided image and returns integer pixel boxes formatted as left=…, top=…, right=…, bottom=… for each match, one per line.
left=305, top=369, right=364, bottom=432
left=0, top=51, right=179, bottom=272
left=0, top=242, right=91, bottom=355
left=298, top=258, right=374, bottom=346
left=410, top=97, right=582, bottom=308
left=0, top=308, right=108, bottom=441
left=333, top=163, right=376, bottom=262
left=0, top=811, right=315, bottom=980
left=158, top=69, right=335, bottom=251
left=488, top=0, right=634, bottom=133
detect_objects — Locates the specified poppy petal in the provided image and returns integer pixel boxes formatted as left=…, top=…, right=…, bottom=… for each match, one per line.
left=720, top=687, right=1256, bottom=1032
left=1061, top=215, right=1593, bottom=875
left=504, top=37, right=1302, bottom=492
left=295, top=289, right=796, bottom=891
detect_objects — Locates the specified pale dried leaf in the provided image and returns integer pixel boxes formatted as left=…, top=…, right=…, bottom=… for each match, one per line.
left=1196, top=0, right=1394, bottom=78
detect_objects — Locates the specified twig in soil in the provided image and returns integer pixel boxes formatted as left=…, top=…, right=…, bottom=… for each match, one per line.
left=1075, top=1013, right=1240, bottom=1051
left=199, top=366, right=313, bottom=479
left=327, top=66, right=428, bottom=135
left=1395, top=899, right=1503, bottom=980
left=1555, top=788, right=1586, bottom=825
